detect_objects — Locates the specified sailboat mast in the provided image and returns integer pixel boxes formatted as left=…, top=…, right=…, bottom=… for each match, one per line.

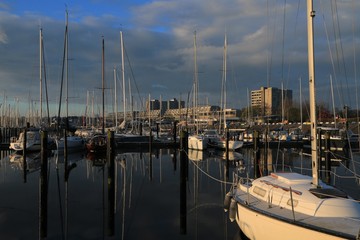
left=120, top=31, right=126, bottom=125
left=39, top=28, right=43, bottom=126
left=65, top=10, right=69, bottom=121
left=307, top=0, right=319, bottom=187
left=57, top=10, right=68, bottom=132
left=102, top=36, right=105, bottom=134
left=114, top=67, right=118, bottom=131
left=223, top=33, right=227, bottom=131
left=299, top=77, right=303, bottom=129
left=193, top=31, right=198, bottom=134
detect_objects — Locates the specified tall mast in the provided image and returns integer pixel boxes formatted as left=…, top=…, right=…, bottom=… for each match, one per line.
left=65, top=10, right=69, bottom=121
left=114, top=67, right=118, bottom=131
left=102, top=36, right=105, bottom=134
left=120, top=31, right=126, bottom=126
left=307, top=0, right=319, bottom=187
left=39, top=27, right=43, bottom=126
left=299, top=77, right=303, bottom=129
left=193, top=31, right=198, bottom=134
left=57, top=9, right=68, bottom=132
left=223, top=33, right=227, bottom=131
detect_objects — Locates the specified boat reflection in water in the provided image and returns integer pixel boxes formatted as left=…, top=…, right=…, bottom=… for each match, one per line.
left=1, top=146, right=358, bottom=239
left=0, top=147, right=242, bottom=239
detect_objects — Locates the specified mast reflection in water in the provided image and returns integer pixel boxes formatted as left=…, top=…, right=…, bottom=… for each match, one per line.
left=0, top=148, right=240, bottom=239
left=1, top=147, right=358, bottom=239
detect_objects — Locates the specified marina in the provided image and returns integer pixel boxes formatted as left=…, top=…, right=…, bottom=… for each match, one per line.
left=1, top=1, right=360, bottom=239
left=0, top=136, right=359, bottom=239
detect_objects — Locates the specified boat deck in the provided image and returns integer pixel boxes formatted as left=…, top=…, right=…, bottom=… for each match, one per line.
left=234, top=186, right=360, bottom=239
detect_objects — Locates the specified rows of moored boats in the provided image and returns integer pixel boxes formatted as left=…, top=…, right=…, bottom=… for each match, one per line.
left=8, top=127, right=165, bottom=154
left=187, top=125, right=360, bottom=152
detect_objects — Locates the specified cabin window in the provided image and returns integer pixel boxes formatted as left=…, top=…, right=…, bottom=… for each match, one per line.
left=287, top=199, right=298, bottom=207
left=253, top=186, right=266, bottom=197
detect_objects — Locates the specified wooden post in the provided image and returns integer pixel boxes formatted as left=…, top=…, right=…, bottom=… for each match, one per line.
left=180, top=130, right=188, bottom=234
left=107, top=130, right=115, bottom=236
left=156, top=123, right=159, bottom=139
left=225, top=128, right=230, bottom=179
left=22, top=128, right=27, bottom=156
left=324, top=131, right=331, bottom=184
left=63, top=129, right=68, bottom=179
left=40, top=130, right=48, bottom=238
left=173, top=121, right=177, bottom=144
left=253, top=130, right=260, bottom=179
left=263, top=128, right=268, bottom=176
left=22, top=128, right=27, bottom=183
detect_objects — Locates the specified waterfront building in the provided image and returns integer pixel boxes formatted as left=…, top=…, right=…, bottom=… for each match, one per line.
left=251, top=86, right=292, bottom=120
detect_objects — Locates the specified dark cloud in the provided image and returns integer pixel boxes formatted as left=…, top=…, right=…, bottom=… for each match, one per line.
left=0, top=0, right=358, bottom=117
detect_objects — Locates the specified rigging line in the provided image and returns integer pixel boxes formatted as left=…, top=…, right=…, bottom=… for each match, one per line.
left=319, top=0, right=343, bottom=108
left=352, top=0, right=360, bottom=151
left=281, top=0, right=286, bottom=89
left=330, top=0, right=341, bottom=72
left=267, top=0, right=278, bottom=88
left=337, top=161, right=360, bottom=180
left=41, top=31, right=51, bottom=126
left=330, top=0, right=346, bottom=106
left=181, top=149, right=233, bottom=185
left=266, top=0, right=269, bottom=87
left=327, top=151, right=360, bottom=179
left=286, top=0, right=301, bottom=89
left=332, top=0, right=351, bottom=106
left=57, top=13, right=68, bottom=133
left=123, top=41, right=144, bottom=112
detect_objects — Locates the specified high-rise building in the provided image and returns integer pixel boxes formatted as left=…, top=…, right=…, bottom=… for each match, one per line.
left=251, top=87, right=292, bottom=116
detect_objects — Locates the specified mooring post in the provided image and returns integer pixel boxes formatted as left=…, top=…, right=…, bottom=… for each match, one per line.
left=22, top=128, right=27, bottom=183
left=40, top=130, right=48, bottom=238
left=225, top=128, right=230, bottom=179
left=173, top=121, right=178, bottom=144
left=22, top=128, right=27, bottom=157
left=107, top=130, right=115, bottom=236
left=156, top=123, right=159, bottom=139
left=180, top=129, right=188, bottom=234
left=64, top=129, right=69, bottom=180
left=253, top=130, right=260, bottom=179
left=263, top=128, right=268, bottom=176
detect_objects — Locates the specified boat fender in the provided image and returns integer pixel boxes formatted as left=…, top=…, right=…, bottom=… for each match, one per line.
left=224, top=191, right=232, bottom=212
left=229, top=198, right=237, bottom=222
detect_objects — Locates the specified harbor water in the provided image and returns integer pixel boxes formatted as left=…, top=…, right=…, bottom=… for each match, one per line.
left=0, top=147, right=359, bottom=239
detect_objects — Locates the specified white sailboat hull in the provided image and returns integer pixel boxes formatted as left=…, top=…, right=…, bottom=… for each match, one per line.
left=9, top=130, right=41, bottom=152
left=228, top=172, right=360, bottom=240
left=188, top=135, right=208, bottom=150
left=208, top=139, right=243, bottom=151
left=235, top=202, right=353, bottom=240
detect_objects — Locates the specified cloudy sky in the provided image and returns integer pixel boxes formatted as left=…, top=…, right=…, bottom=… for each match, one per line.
left=0, top=0, right=359, bottom=117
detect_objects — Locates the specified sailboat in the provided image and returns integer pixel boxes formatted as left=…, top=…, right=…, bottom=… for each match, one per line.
left=9, top=28, right=55, bottom=152
left=10, top=128, right=42, bottom=152
left=188, top=31, right=214, bottom=150
left=55, top=10, right=85, bottom=153
left=207, top=34, right=243, bottom=151
left=224, top=1, right=360, bottom=239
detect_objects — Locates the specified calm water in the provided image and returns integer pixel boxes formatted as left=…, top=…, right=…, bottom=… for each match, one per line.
left=0, top=147, right=359, bottom=239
